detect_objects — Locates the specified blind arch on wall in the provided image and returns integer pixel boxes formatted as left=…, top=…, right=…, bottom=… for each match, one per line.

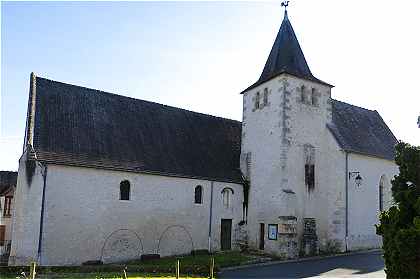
left=221, top=187, right=234, bottom=209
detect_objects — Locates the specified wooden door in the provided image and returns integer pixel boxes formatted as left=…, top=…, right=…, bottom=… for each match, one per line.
left=0, top=225, right=5, bottom=246
left=221, top=219, right=232, bottom=250
left=259, top=223, right=265, bottom=250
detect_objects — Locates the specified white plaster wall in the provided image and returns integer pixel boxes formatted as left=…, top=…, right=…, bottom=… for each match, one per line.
left=38, top=165, right=243, bottom=266
left=9, top=153, right=45, bottom=266
left=241, top=74, right=346, bottom=256
left=241, top=76, right=287, bottom=255
left=347, top=153, right=397, bottom=250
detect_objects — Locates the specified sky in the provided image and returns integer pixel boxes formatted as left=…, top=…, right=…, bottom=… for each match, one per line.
left=1, top=0, right=419, bottom=171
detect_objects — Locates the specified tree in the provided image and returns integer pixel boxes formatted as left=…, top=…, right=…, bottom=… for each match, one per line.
left=376, top=142, right=420, bottom=278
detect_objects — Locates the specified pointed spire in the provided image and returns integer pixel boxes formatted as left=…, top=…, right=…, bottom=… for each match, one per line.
left=259, top=10, right=314, bottom=83
left=241, top=8, right=332, bottom=93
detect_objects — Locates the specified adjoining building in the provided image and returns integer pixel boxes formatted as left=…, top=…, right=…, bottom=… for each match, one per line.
left=0, top=171, right=17, bottom=264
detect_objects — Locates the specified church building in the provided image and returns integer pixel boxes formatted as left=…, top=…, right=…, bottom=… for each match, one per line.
left=9, top=9, right=398, bottom=266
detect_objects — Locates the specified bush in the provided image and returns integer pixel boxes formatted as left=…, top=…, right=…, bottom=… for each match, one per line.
left=376, top=142, right=420, bottom=278
left=320, top=239, right=342, bottom=255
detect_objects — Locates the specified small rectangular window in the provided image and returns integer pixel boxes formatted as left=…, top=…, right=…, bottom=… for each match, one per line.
left=304, top=145, right=315, bottom=191
left=305, top=164, right=315, bottom=191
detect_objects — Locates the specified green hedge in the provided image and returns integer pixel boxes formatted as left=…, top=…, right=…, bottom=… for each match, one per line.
left=376, top=142, right=420, bottom=278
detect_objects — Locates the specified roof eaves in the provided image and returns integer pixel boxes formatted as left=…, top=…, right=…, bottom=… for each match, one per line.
left=327, top=124, right=395, bottom=161
left=40, top=159, right=244, bottom=185
left=343, top=148, right=395, bottom=162
left=240, top=71, right=333, bottom=94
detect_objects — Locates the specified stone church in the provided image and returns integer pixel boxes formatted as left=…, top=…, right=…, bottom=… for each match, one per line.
left=9, top=10, right=398, bottom=266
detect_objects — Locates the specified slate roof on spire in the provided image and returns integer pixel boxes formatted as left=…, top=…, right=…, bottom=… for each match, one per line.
left=242, top=11, right=331, bottom=93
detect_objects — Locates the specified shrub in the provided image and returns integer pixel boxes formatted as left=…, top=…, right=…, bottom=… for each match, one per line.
left=376, top=142, right=420, bottom=278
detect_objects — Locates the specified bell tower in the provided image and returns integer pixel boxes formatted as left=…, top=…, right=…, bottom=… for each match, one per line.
left=240, top=5, right=335, bottom=256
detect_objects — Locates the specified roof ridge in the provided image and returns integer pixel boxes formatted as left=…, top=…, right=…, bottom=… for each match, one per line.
left=36, top=76, right=242, bottom=125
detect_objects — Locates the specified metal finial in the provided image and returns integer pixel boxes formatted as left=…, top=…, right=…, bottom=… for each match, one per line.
left=281, top=0, right=290, bottom=11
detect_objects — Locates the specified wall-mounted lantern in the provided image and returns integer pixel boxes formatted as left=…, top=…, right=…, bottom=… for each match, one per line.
left=349, top=171, right=363, bottom=187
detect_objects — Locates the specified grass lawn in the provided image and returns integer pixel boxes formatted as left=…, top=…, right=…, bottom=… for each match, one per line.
left=0, top=251, right=256, bottom=279
left=1, top=274, right=205, bottom=279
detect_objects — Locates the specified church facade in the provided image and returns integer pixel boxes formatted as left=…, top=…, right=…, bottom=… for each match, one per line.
left=9, top=10, right=398, bottom=266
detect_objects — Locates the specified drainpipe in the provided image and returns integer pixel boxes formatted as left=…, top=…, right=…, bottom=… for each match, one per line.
left=37, top=164, right=48, bottom=263
left=345, top=152, right=349, bottom=252
left=208, top=181, right=214, bottom=253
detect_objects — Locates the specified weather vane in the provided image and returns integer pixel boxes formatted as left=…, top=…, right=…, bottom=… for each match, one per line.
left=281, top=0, right=290, bottom=11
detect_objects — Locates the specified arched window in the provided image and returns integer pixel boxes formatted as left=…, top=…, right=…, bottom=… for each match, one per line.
left=222, top=188, right=234, bottom=209
left=255, top=92, right=260, bottom=110
left=263, top=88, right=269, bottom=106
left=304, top=144, right=315, bottom=191
left=379, top=175, right=386, bottom=211
left=300, top=85, right=306, bottom=103
left=194, top=185, right=203, bottom=204
left=311, top=88, right=318, bottom=106
left=120, top=180, right=130, bottom=200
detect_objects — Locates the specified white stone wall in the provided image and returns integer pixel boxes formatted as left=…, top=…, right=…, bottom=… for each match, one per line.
left=241, top=74, right=347, bottom=256
left=18, top=164, right=244, bottom=266
left=346, top=153, right=397, bottom=250
left=240, top=73, right=398, bottom=256
left=9, top=153, right=45, bottom=265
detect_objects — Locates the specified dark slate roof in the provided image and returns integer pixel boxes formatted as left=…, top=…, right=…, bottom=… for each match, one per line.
left=26, top=75, right=396, bottom=182
left=30, top=77, right=242, bottom=183
left=0, top=171, right=17, bottom=195
left=242, top=11, right=331, bottom=93
left=328, top=100, right=398, bottom=160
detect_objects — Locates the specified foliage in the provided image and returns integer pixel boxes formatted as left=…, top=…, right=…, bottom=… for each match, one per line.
left=320, top=239, right=342, bottom=256
left=3, top=273, right=205, bottom=279
left=376, top=142, right=420, bottom=278
left=0, top=251, right=252, bottom=279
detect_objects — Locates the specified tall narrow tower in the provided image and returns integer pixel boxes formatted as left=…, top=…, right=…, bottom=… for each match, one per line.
left=240, top=8, right=335, bottom=257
